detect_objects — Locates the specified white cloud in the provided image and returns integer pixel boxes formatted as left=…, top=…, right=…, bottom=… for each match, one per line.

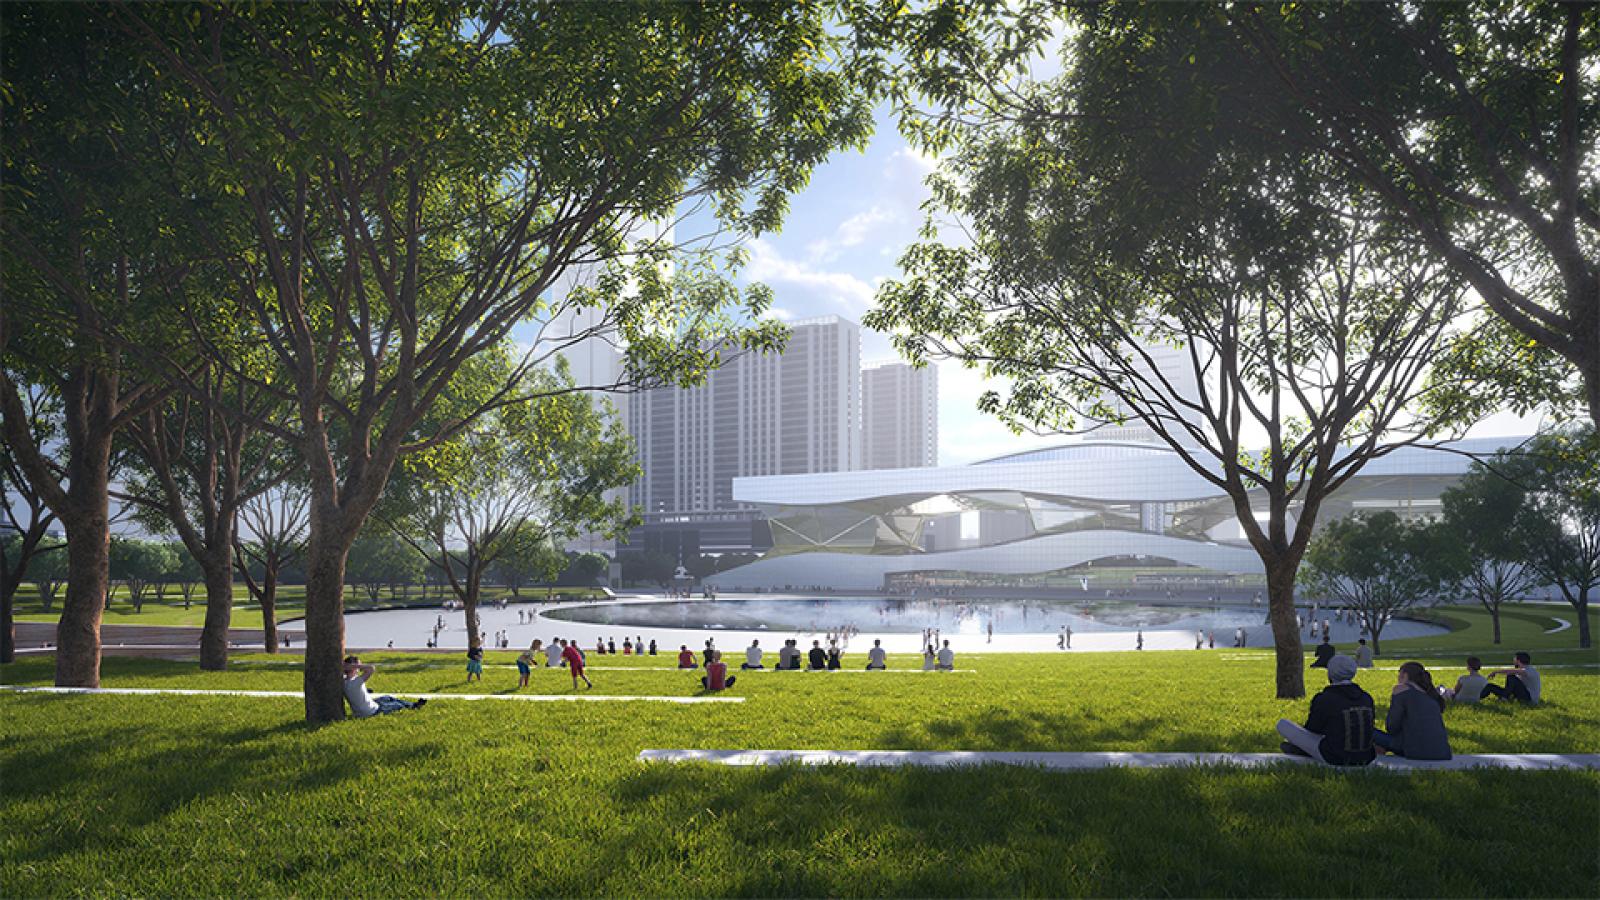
left=764, top=306, right=796, bottom=322
left=806, top=206, right=900, bottom=263
left=885, top=146, right=939, bottom=179
left=743, top=238, right=877, bottom=314
left=934, top=360, right=1064, bottom=466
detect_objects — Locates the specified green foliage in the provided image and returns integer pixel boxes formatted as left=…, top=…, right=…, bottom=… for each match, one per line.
left=106, top=538, right=179, bottom=612
left=1302, top=512, right=1455, bottom=652
left=2, top=624, right=1598, bottom=897
left=345, top=533, right=425, bottom=605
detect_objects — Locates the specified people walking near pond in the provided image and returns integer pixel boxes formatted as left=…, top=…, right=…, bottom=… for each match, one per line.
left=677, top=645, right=697, bottom=669
left=1207, top=630, right=1214, bottom=650
left=1373, top=661, right=1452, bottom=760
left=1276, top=655, right=1376, bottom=766
left=1135, top=630, right=1143, bottom=651
left=1235, top=627, right=1246, bottom=648
left=701, top=649, right=735, bottom=692
left=1196, top=631, right=1204, bottom=650
left=466, top=646, right=484, bottom=683
left=1444, top=657, right=1488, bottom=704
left=1065, top=625, right=1072, bottom=650
left=561, top=638, right=592, bottom=689
left=1354, top=638, right=1374, bottom=668
left=922, top=645, right=936, bottom=671
left=867, top=639, right=887, bottom=670
left=987, top=620, right=993, bottom=644
left=1057, top=628, right=1066, bottom=650
left=743, top=640, right=764, bottom=670
left=807, top=640, right=827, bottom=671
left=936, top=640, right=955, bottom=671
left=517, top=645, right=537, bottom=688
left=1482, top=652, right=1541, bottom=705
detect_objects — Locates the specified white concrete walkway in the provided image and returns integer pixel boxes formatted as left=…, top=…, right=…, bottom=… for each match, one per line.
left=1545, top=617, right=1572, bottom=634
left=639, top=748, right=1600, bottom=771
left=0, top=685, right=742, bottom=704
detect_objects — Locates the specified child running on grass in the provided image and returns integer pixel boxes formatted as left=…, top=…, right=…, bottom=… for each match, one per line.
left=466, top=646, right=484, bottom=683
left=561, top=638, right=593, bottom=690
left=518, top=644, right=539, bottom=689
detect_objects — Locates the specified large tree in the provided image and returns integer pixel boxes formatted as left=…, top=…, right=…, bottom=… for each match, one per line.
left=1501, top=426, right=1600, bottom=649
left=120, top=363, right=289, bottom=669
left=384, top=368, right=637, bottom=651
left=1439, top=456, right=1547, bottom=644
left=233, top=486, right=309, bottom=653
left=869, top=1, right=1597, bottom=426
left=0, top=5, right=179, bottom=687
left=103, top=2, right=871, bottom=722
left=1302, top=511, right=1453, bottom=655
left=0, top=380, right=62, bottom=663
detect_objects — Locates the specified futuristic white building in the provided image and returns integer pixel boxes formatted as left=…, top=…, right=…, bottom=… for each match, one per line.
left=704, top=437, right=1524, bottom=591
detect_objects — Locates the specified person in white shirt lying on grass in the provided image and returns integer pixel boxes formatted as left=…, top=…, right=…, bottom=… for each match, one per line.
left=342, top=656, right=427, bottom=718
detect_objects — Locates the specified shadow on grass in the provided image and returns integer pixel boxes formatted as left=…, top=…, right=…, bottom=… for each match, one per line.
left=602, top=760, right=1599, bottom=897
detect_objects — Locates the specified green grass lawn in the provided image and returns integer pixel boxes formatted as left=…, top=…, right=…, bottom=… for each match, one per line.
left=9, top=584, right=610, bottom=630
left=3, top=605, right=1597, bottom=897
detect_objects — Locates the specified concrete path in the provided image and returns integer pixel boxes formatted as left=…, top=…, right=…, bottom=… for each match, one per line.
left=1545, top=617, right=1572, bottom=634
left=638, top=748, right=1600, bottom=771
left=0, top=685, right=741, bottom=704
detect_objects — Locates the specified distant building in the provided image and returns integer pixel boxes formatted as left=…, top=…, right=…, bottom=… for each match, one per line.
left=861, top=362, right=937, bottom=470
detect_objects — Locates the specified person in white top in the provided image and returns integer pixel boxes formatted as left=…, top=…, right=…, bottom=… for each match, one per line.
left=866, top=639, right=887, bottom=670
left=342, top=656, right=426, bottom=718
left=1483, top=651, right=1542, bottom=705
left=743, top=640, right=764, bottom=670
left=936, top=640, right=955, bottom=671
left=545, top=639, right=564, bottom=667
left=922, top=645, right=936, bottom=671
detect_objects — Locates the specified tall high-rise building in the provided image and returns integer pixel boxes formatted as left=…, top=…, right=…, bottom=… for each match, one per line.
left=861, top=362, right=937, bottom=470
left=627, top=315, right=861, bottom=516
left=1091, top=343, right=1205, bottom=445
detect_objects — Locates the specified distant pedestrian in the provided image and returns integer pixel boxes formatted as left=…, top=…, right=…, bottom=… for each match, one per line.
left=1207, top=630, right=1214, bottom=650
left=1136, top=630, right=1143, bottom=651
left=648, top=639, right=657, bottom=656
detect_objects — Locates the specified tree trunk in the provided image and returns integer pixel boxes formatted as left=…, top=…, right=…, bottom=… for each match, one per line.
left=1576, top=593, right=1592, bottom=649
left=1491, top=607, right=1501, bottom=645
left=57, top=512, right=110, bottom=688
left=302, top=524, right=353, bottom=724
left=261, top=567, right=279, bottom=654
left=198, top=552, right=234, bottom=670
left=1, top=580, right=15, bottom=664
left=464, top=587, right=482, bottom=652
left=1265, top=559, right=1305, bottom=699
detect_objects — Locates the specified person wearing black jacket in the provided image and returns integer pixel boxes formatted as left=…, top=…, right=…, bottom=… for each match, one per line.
left=1309, top=639, right=1336, bottom=669
left=807, top=640, right=828, bottom=670
left=1276, top=655, right=1376, bottom=766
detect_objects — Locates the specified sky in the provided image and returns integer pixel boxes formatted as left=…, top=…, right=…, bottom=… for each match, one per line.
left=707, top=104, right=1546, bottom=466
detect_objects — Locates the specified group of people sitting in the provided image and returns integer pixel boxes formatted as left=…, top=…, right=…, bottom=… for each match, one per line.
left=671, top=637, right=958, bottom=685
left=1276, top=651, right=1543, bottom=764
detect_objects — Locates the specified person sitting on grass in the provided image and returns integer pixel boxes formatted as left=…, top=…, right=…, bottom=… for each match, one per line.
left=1444, top=657, right=1488, bottom=703
left=1372, top=661, right=1452, bottom=760
left=922, top=645, right=936, bottom=671
left=701, top=649, right=736, bottom=692
left=807, top=640, right=827, bottom=671
left=827, top=642, right=842, bottom=670
left=866, top=639, right=887, bottom=670
left=1481, top=651, right=1541, bottom=705
left=936, top=640, right=955, bottom=671
left=561, top=638, right=593, bottom=690
left=778, top=639, right=800, bottom=670
left=1276, top=655, right=1376, bottom=767
left=342, top=656, right=427, bottom=718
left=545, top=638, right=564, bottom=668
left=1309, top=637, right=1335, bottom=669
left=466, top=646, right=484, bottom=683
left=1353, top=638, right=1374, bottom=668
left=677, top=645, right=697, bottom=669
left=743, top=640, right=764, bottom=670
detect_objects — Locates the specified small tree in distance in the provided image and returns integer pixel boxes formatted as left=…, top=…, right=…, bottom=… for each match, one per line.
left=1301, top=512, right=1452, bottom=655
left=1439, top=457, right=1545, bottom=644
left=234, top=486, right=309, bottom=653
left=1500, top=427, right=1600, bottom=649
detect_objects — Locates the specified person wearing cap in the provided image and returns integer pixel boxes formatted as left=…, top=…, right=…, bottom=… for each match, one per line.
left=1276, top=655, right=1376, bottom=766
